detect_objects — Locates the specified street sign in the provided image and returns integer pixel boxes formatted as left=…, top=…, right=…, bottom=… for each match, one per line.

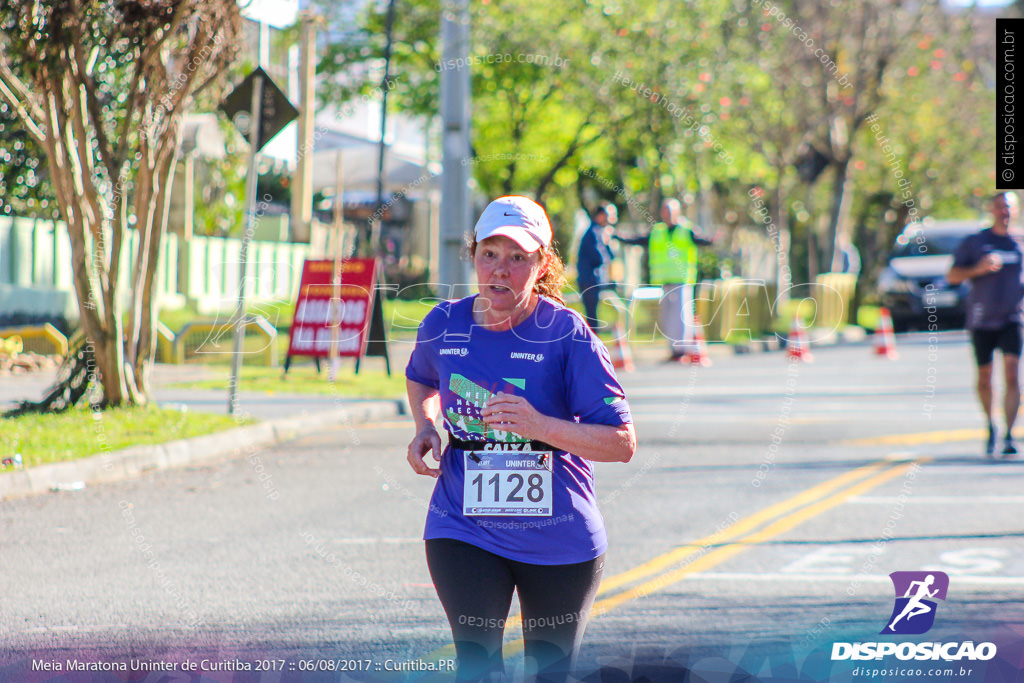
left=284, top=258, right=391, bottom=374
left=223, top=67, right=298, bottom=414
left=219, top=67, right=298, bottom=151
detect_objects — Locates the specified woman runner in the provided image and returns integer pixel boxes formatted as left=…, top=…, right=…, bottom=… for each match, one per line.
left=406, top=195, right=636, bottom=682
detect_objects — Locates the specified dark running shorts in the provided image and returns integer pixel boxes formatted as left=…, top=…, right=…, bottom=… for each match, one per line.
left=971, top=323, right=1023, bottom=366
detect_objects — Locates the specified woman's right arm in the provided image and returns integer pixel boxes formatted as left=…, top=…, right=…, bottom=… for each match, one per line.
left=406, top=379, right=443, bottom=478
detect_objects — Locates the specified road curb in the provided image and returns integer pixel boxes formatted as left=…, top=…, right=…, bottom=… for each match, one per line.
left=0, top=399, right=407, bottom=502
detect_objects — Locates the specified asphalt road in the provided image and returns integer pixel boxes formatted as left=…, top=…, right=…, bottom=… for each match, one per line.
left=2, top=331, right=1023, bottom=682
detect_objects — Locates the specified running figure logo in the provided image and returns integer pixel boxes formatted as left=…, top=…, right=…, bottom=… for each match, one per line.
left=881, top=571, right=949, bottom=635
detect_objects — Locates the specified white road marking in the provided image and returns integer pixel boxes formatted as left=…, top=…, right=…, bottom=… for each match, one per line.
left=329, top=537, right=422, bottom=544
left=782, top=546, right=877, bottom=574
left=625, top=385, right=958, bottom=399
left=682, top=572, right=1024, bottom=586
left=631, top=414, right=840, bottom=424
left=22, top=624, right=130, bottom=633
left=925, top=548, right=1011, bottom=575
left=851, top=496, right=1024, bottom=504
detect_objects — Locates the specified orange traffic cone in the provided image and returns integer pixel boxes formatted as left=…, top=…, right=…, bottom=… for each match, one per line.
left=609, top=323, right=634, bottom=372
left=786, top=315, right=813, bottom=362
left=874, top=307, right=899, bottom=359
left=688, top=315, right=712, bottom=367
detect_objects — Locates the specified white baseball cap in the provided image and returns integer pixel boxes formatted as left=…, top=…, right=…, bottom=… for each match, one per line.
left=473, top=196, right=553, bottom=253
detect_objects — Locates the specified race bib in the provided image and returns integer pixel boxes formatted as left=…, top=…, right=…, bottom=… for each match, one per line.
left=462, top=450, right=553, bottom=517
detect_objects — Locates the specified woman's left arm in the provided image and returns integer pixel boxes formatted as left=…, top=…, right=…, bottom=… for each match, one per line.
left=480, top=392, right=636, bottom=463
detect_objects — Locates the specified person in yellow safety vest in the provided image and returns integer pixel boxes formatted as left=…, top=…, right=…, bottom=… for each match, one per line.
left=615, top=198, right=714, bottom=361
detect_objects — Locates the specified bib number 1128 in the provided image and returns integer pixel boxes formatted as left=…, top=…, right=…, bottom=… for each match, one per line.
left=463, top=451, right=553, bottom=516
left=471, top=472, right=546, bottom=503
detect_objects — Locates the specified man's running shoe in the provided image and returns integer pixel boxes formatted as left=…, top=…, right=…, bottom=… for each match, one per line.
left=986, top=425, right=998, bottom=458
left=1003, top=437, right=1018, bottom=457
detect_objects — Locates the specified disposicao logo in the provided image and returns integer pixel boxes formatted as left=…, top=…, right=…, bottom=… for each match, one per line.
left=882, top=571, right=948, bottom=635
left=831, top=571, right=997, bottom=663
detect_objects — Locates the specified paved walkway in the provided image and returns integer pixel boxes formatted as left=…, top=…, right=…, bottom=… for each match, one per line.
left=0, top=362, right=399, bottom=421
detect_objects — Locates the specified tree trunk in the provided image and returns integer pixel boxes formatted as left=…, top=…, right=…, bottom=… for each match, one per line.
left=134, top=142, right=179, bottom=397
left=0, top=0, right=242, bottom=411
left=48, top=117, right=128, bottom=407
left=771, top=182, right=792, bottom=304
left=804, top=183, right=821, bottom=283
left=827, top=158, right=854, bottom=273
left=808, top=218, right=821, bottom=283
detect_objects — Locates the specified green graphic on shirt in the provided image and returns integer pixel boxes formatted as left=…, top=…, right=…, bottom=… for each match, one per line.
left=446, top=373, right=529, bottom=443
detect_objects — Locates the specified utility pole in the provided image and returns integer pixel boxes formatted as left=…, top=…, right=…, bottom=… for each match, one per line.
left=228, top=71, right=264, bottom=417
left=373, top=0, right=397, bottom=258
left=439, top=0, right=472, bottom=298
left=290, top=11, right=319, bottom=243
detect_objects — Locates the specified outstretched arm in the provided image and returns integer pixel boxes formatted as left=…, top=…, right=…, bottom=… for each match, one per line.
left=613, top=232, right=650, bottom=247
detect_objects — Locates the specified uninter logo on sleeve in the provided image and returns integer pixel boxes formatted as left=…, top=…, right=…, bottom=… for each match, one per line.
left=509, top=352, right=544, bottom=362
left=831, top=571, right=997, bottom=662
left=439, top=347, right=469, bottom=357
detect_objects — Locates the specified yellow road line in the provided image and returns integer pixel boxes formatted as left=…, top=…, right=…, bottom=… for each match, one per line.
left=844, top=429, right=983, bottom=447
left=591, top=458, right=925, bottom=615
left=596, top=459, right=893, bottom=594
left=493, top=458, right=927, bottom=662
left=418, top=458, right=925, bottom=667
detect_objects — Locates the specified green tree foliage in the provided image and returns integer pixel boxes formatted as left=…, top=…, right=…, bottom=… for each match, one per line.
left=313, top=0, right=999, bottom=293
left=0, top=103, right=59, bottom=219
left=311, top=0, right=741, bottom=239
left=190, top=125, right=247, bottom=237
left=849, top=9, right=995, bottom=290
left=0, top=0, right=241, bottom=407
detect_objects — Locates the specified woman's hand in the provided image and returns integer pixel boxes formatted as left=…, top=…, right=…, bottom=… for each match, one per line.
left=481, top=392, right=547, bottom=440
left=483, top=391, right=635, bottom=463
left=407, top=423, right=443, bottom=478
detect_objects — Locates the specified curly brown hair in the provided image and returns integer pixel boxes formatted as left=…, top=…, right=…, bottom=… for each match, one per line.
left=467, top=237, right=568, bottom=305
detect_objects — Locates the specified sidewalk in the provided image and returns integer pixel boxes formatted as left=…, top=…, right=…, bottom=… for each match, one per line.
left=0, top=363, right=405, bottom=420
left=0, top=362, right=408, bottom=501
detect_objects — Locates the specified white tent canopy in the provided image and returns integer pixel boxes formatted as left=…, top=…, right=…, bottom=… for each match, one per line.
left=310, top=129, right=438, bottom=195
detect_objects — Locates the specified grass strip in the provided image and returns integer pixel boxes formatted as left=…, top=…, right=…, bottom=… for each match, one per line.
left=167, top=364, right=408, bottom=399
left=1, top=404, right=253, bottom=468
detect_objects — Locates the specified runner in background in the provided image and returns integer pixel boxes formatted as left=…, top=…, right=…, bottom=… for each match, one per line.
left=405, top=195, right=636, bottom=682
left=948, top=191, right=1024, bottom=457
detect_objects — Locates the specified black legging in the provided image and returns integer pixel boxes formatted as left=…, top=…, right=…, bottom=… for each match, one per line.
left=425, top=538, right=605, bottom=683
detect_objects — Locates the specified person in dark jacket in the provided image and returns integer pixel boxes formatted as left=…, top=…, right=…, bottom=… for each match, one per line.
left=576, top=204, right=618, bottom=330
